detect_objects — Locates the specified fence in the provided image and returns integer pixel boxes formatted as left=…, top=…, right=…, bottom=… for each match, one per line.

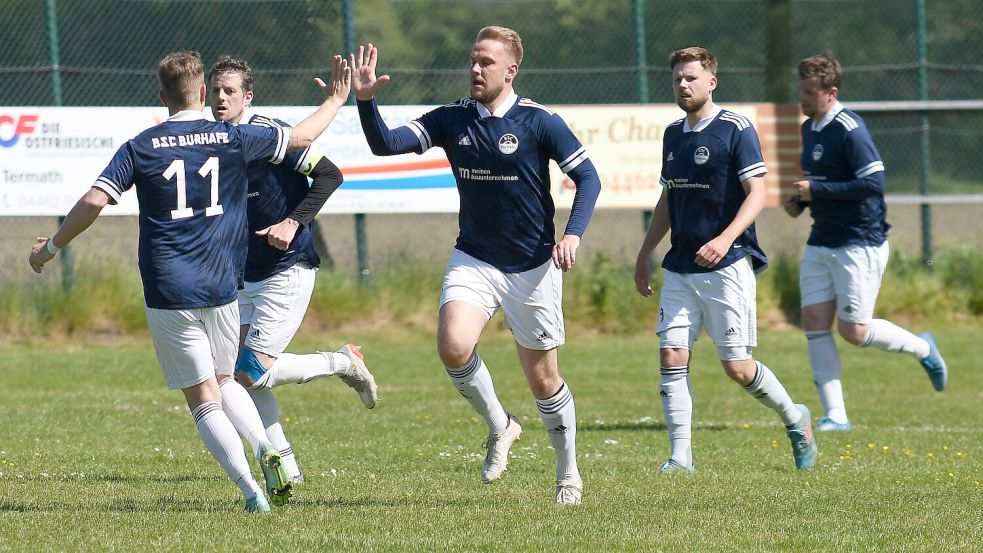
left=1, top=0, right=981, bottom=286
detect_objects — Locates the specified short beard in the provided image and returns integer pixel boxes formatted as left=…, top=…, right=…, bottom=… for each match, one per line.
left=471, top=82, right=505, bottom=105
left=676, top=96, right=706, bottom=114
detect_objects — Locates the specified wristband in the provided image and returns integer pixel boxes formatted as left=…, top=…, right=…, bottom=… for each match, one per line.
left=46, top=239, right=61, bottom=255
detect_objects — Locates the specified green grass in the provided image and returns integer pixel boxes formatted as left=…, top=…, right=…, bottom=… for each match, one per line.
left=1, top=327, right=980, bottom=551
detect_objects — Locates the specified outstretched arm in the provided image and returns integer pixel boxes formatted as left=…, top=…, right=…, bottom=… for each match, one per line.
left=350, top=43, right=425, bottom=156
left=288, top=55, right=352, bottom=151
left=29, top=187, right=110, bottom=273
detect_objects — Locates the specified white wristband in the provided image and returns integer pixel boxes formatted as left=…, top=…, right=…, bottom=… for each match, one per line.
left=46, top=239, right=61, bottom=255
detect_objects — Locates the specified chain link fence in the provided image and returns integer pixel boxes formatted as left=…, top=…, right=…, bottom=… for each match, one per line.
left=2, top=0, right=981, bottom=287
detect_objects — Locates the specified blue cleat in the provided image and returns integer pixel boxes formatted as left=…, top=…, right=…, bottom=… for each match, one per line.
left=816, top=417, right=852, bottom=432
left=918, top=332, right=947, bottom=391
left=659, top=458, right=695, bottom=473
left=259, top=441, right=292, bottom=507
left=245, top=493, right=270, bottom=513
left=786, top=404, right=818, bottom=470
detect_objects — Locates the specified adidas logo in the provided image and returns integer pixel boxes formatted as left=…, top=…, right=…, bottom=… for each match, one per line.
left=458, top=135, right=472, bottom=146
left=659, top=390, right=668, bottom=398
left=666, top=152, right=674, bottom=161
left=844, top=305, right=855, bottom=314
left=724, top=327, right=738, bottom=337
left=548, top=424, right=568, bottom=435
left=250, top=328, right=261, bottom=338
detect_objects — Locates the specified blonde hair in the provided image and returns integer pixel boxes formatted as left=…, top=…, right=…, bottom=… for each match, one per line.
left=476, top=26, right=523, bottom=66
left=158, top=50, right=204, bottom=106
left=669, top=47, right=717, bottom=75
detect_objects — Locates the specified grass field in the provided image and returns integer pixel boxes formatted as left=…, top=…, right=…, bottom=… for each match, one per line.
left=2, top=327, right=981, bottom=552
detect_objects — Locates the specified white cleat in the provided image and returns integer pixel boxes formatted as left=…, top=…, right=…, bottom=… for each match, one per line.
left=338, top=343, right=379, bottom=409
left=555, top=477, right=583, bottom=505
left=481, top=414, right=522, bottom=484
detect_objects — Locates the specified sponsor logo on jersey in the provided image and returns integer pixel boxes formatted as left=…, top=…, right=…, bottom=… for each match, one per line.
left=694, top=146, right=710, bottom=165
left=812, top=144, right=824, bottom=161
left=498, top=133, right=519, bottom=154
left=458, top=134, right=472, bottom=146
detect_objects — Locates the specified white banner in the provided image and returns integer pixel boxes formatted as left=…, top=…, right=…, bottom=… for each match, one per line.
left=0, top=104, right=761, bottom=216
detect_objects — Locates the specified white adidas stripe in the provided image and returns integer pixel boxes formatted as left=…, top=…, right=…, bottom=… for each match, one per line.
left=406, top=120, right=432, bottom=151
left=836, top=112, right=859, bottom=131
left=856, top=161, right=885, bottom=178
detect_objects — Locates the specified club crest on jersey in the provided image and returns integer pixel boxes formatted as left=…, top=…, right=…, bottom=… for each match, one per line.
left=498, top=133, right=519, bottom=155
left=694, top=146, right=710, bottom=165
left=812, top=144, right=824, bottom=161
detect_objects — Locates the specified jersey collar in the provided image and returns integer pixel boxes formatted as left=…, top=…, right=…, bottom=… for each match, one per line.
left=682, top=103, right=722, bottom=133
left=811, top=100, right=844, bottom=132
left=476, top=90, right=518, bottom=119
left=167, top=109, right=206, bottom=122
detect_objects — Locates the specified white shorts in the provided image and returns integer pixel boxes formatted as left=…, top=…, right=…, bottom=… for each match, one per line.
left=238, top=262, right=317, bottom=357
left=657, top=256, right=757, bottom=358
left=439, top=248, right=565, bottom=350
left=146, top=301, right=239, bottom=390
left=800, top=242, right=888, bottom=324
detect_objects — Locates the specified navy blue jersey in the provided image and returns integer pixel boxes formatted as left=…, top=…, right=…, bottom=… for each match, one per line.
left=660, top=106, right=768, bottom=274
left=358, top=92, right=600, bottom=273
left=94, top=111, right=286, bottom=309
left=800, top=103, right=889, bottom=248
left=241, top=111, right=321, bottom=282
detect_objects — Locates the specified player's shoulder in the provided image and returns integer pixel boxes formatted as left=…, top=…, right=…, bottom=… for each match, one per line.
left=717, top=109, right=754, bottom=131
left=246, top=113, right=290, bottom=129
left=831, top=108, right=864, bottom=133
left=437, top=98, right=478, bottom=112
left=515, top=96, right=556, bottom=117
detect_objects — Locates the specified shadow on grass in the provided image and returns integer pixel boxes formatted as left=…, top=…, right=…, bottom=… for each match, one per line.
left=579, top=421, right=729, bottom=432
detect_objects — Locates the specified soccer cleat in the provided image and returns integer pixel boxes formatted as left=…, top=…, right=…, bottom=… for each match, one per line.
left=816, top=417, right=852, bottom=432
left=290, top=472, right=305, bottom=485
left=244, top=493, right=271, bottom=513
left=339, top=343, right=379, bottom=409
left=480, top=413, right=522, bottom=484
left=917, top=332, right=947, bottom=392
left=786, top=404, right=818, bottom=470
left=259, top=441, right=292, bottom=507
left=659, top=458, right=696, bottom=473
left=555, top=477, right=583, bottom=505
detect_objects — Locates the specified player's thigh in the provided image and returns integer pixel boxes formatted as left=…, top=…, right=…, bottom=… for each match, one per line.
left=656, top=269, right=703, bottom=350
left=145, top=306, right=219, bottom=390
left=833, top=242, right=887, bottom=323
left=201, top=301, right=241, bottom=378
left=701, top=257, right=757, bottom=353
left=800, top=245, right=836, bottom=308
left=501, top=258, right=564, bottom=351
left=243, top=263, right=317, bottom=357
left=440, top=249, right=502, bottom=318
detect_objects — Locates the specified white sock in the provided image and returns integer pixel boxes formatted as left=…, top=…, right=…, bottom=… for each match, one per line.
left=191, top=401, right=262, bottom=498
left=218, top=379, right=268, bottom=460
left=445, top=352, right=509, bottom=434
left=744, top=361, right=801, bottom=427
left=248, top=387, right=301, bottom=479
left=807, top=331, right=848, bottom=423
left=536, top=381, right=579, bottom=482
left=660, top=366, right=693, bottom=466
left=256, top=352, right=350, bottom=389
left=862, top=319, right=930, bottom=358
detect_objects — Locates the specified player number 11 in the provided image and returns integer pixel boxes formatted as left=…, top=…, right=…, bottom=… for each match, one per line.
left=163, top=157, right=224, bottom=220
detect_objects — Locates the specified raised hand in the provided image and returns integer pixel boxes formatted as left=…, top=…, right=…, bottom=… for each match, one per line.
left=312, top=55, right=351, bottom=106
left=350, top=43, right=391, bottom=101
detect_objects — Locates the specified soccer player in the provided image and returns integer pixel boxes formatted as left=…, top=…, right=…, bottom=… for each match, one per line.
left=208, top=55, right=379, bottom=486
left=350, top=27, right=601, bottom=504
left=28, top=50, right=351, bottom=512
left=783, top=52, right=948, bottom=432
left=634, top=47, right=818, bottom=472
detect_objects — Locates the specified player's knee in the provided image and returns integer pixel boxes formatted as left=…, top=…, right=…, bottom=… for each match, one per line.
left=235, top=348, right=269, bottom=389
left=437, top=339, right=474, bottom=369
left=838, top=321, right=868, bottom=346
